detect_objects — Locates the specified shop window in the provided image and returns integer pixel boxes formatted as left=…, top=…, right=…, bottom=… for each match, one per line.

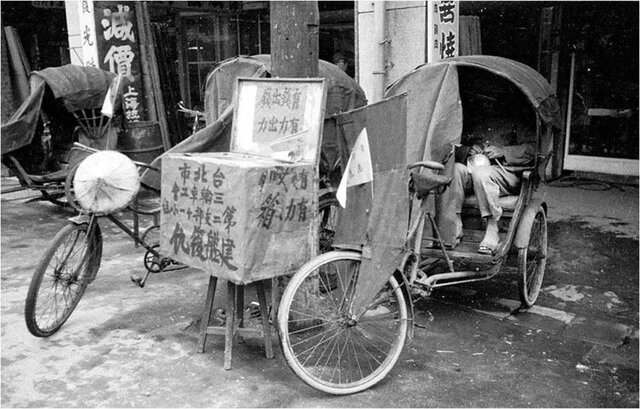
left=181, top=10, right=270, bottom=109
left=184, top=13, right=238, bottom=108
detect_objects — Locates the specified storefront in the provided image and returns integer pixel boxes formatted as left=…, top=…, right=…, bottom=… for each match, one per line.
left=560, top=2, right=638, bottom=176
left=3, top=1, right=637, bottom=178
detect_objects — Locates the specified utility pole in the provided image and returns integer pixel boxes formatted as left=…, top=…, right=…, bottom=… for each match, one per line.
left=270, top=1, right=319, bottom=78
left=269, top=1, right=320, bottom=323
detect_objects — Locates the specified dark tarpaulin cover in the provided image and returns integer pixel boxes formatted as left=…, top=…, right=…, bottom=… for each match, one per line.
left=331, top=94, right=408, bottom=317
left=204, top=54, right=368, bottom=124
left=31, top=64, right=116, bottom=113
left=385, top=55, right=562, bottom=165
left=1, top=64, right=116, bottom=155
left=142, top=54, right=368, bottom=190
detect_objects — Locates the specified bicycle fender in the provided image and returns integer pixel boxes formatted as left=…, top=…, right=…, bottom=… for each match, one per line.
left=393, top=269, right=415, bottom=340
left=513, top=199, right=547, bottom=249
left=68, top=214, right=91, bottom=225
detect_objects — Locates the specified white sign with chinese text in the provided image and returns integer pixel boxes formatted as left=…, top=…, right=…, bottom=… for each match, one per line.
left=231, top=78, right=326, bottom=164
left=77, top=0, right=99, bottom=67
left=427, top=0, right=460, bottom=62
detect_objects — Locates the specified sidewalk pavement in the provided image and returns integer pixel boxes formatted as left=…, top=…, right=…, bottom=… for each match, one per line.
left=1, top=176, right=638, bottom=407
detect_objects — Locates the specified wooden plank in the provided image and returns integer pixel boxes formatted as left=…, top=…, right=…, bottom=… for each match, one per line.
left=142, top=1, right=172, bottom=151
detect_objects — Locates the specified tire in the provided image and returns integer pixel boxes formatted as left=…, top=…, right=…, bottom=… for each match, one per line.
left=278, top=251, right=409, bottom=395
left=318, top=193, right=339, bottom=254
left=25, top=222, right=103, bottom=337
left=518, top=207, right=548, bottom=308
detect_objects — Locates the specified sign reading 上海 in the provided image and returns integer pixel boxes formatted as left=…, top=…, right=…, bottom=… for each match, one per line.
left=93, top=1, right=147, bottom=122
left=427, top=0, right=459, bottom=62
left=232, top=78, right=326, bottom=164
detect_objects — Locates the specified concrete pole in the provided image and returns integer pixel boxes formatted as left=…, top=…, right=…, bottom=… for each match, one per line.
left=371, top=0, right=386, bottom=102
left=270, top=1, right=319, bottom=78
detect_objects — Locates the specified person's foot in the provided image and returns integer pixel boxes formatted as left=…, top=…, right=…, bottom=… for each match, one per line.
left=478, top=217, right=499, bottom=254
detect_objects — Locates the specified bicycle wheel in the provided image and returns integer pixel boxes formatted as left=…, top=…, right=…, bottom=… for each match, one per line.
left=518, top=207, right=548, bottom=307
left=25, top=222, right=103, bottom=337
left=318, top=193, right=339, bottom=254
left=278, top=251, right=408, bottom=395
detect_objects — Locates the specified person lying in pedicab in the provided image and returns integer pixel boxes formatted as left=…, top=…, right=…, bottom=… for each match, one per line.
left=434, top=117, right=536, bottom=255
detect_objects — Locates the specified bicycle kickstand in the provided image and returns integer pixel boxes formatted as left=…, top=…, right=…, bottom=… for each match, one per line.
left=131, top=270, right=151, bottom=288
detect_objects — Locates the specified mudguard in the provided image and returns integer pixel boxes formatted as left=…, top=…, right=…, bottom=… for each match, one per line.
left=514, top=198, right=547, bottom=249
left=393, top=269, right=415, bottom=340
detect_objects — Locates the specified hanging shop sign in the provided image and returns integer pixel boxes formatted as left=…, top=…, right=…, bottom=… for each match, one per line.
left=427, top=0, right=459, bottom=62
left=93, top=1, right=147, bottom=122
left=77, top=0, right=100, bottom=68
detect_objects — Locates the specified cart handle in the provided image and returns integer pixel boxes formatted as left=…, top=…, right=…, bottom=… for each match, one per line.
left=407, top=160, right=445, bottom=171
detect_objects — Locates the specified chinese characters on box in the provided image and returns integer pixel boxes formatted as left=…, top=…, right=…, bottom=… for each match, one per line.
left=161, top=154, right=318, bottom=284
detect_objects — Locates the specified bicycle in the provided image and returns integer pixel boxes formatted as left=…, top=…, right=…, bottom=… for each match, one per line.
left=24, top=143, right=183, bottom=338
left=277, top=159, right=548, bottom=394
left=24, top=141, right=342, bottom=338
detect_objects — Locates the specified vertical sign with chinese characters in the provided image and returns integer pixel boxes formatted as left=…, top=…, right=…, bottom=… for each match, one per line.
left=93, top=1, right=147, bottom=122
left=160, top=154, right=318, bottom=284
left=427, top=0, right=459, bottom=62
left=77, top=0, right=99, bottom=67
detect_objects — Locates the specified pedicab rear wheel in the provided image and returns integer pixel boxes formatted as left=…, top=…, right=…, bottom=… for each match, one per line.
left=278, top=251, right=408, bottom=395
left=518, top=207, right=547, bottom=308
left=25, top=222, right=102, bottom=337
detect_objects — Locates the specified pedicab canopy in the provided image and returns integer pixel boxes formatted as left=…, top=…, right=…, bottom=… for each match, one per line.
left=384, top=55, right=562, bottom=167
left=141, top=54, right=367, bottom=190
left=1, top=64, right=116, bottom=155
left=160, top=78, right=327, bottom=284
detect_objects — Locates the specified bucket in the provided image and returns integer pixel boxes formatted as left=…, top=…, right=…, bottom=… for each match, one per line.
left=117, top=121, right=164, bottom=164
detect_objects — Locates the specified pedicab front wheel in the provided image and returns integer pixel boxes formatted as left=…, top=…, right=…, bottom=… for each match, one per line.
left=278, top=251, right=409, bottom=395
left=25, top=222, right=103, bottom=337
left=518, top=206, right=548, bottom=308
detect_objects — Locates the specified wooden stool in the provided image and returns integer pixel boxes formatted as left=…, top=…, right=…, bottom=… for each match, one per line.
left=197, top=276, right=274, bottom=370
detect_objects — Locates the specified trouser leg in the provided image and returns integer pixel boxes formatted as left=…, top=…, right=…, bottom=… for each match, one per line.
left=470, top=165, right=521, bottom=220
left=435, top=162, right=472, bottom=246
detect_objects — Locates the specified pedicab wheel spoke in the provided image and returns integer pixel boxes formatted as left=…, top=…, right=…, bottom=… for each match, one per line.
left=278, top=251, right=408, bottom=395
left=518, top=207, right=548, bottom=308
left=25, top=222, right=102, bottom=337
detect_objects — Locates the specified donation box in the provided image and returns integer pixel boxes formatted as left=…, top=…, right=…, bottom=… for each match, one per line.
left=160, top=78, right=327, bottom=284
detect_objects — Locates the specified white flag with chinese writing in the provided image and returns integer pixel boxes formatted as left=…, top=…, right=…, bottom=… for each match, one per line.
left=101, top=74, right=122, bottom=118
left=336, top=127, right=374, bottom=208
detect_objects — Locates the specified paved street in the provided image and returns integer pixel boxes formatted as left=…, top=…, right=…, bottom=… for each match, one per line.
left=1, top=178, right=638, bottom=407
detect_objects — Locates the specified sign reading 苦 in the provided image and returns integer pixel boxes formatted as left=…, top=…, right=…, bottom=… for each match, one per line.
left=427, top=0, right=459, bottom=62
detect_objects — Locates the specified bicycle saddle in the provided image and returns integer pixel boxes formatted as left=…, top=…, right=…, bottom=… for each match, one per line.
left=410, top=172, right=451, bottom=199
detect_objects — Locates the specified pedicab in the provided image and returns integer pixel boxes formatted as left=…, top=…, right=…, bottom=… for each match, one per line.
left=1, top=64, right=122, bottom=206
left=276, top=55, right=563, bottom=394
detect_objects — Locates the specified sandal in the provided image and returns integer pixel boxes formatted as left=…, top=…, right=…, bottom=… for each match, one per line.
left=478, top=239, right=498, bottom=255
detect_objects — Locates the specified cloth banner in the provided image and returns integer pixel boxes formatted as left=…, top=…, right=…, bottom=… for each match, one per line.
left=332, top=94, right=408, bottom=318
left=336, top=127, right=374, bottom=207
